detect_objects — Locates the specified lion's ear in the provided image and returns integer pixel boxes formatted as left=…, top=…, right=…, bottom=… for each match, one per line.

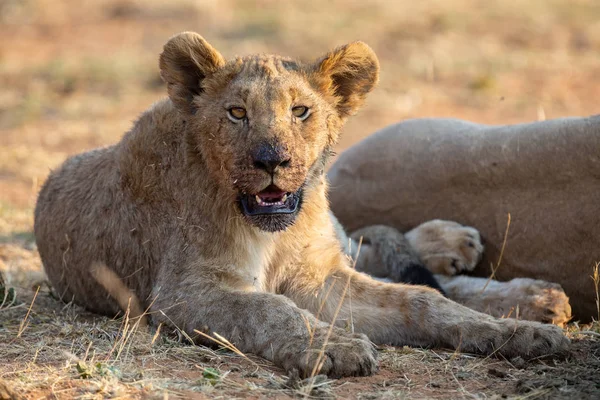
left=311, top=42, right=379, bottom=118
left=159, top=32, right=226, bottom=114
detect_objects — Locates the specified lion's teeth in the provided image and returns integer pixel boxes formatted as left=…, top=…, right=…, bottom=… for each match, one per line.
left=255, top=194, right=288, bottom=207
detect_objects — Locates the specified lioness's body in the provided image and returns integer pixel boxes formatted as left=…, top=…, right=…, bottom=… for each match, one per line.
left=329, top=116, right=600, bottom=321
left=35, top=33, right=568, bottom=378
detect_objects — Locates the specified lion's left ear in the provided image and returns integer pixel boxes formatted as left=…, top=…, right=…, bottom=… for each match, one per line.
left=311, top=42, right=379, bottom=118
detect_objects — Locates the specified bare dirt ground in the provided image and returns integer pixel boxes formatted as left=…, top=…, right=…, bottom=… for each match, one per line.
left=1, top=0, right=600, bottom=398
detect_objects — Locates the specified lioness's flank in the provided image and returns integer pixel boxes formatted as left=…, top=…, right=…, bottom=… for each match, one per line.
left=35, top=32, right=569, bottom=378
left=328, top=116, right=598, bottom=322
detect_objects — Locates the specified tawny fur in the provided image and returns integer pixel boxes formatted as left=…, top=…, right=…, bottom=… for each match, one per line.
left=35, top=32, right=568, bottom=378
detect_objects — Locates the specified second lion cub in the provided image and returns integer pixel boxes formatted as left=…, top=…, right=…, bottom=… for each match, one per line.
left=35, top=32, right=569, bottom=378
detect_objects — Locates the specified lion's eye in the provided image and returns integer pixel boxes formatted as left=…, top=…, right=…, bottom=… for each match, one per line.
left=228, top=107, right=246, bottom=121
left=292, top=106, right=310, bottom=120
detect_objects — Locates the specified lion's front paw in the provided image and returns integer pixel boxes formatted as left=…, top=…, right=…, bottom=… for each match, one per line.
left=468, top=319, right=570, bottom=359
left=405, top=219, right=484, bottom=275
left=278, top=328, right=378, bottom=378
left=508, top=279, right=572, bottom=327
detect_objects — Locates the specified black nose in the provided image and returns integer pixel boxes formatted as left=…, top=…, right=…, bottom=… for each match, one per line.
left=252, top=144, right=291, bottom=174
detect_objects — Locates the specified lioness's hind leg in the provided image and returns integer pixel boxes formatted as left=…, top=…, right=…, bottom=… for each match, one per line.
left=436, top=275, right=572, bottom=327
left=406, top=219, right=484, bottom=275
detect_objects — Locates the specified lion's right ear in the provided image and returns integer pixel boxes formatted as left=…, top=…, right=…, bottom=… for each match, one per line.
left=311, top=41, right=379, bottom=119
left=159, top=32, right=226, bottom=114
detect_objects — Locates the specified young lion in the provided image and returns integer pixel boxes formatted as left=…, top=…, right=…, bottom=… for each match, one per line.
left=34, top=32, right=569, bottom=378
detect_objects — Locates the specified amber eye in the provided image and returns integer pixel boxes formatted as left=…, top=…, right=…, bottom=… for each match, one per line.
left=227, top=107, right=247, bottom=121
left=292, top=106, right=310, bottom=120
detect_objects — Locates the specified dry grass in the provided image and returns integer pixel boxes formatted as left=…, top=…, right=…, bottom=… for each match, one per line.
left=1, top=282, right=598, bottom=399
left=2, top=0, right=600, bottom=398
left=592, top=262, right=600, bottom=322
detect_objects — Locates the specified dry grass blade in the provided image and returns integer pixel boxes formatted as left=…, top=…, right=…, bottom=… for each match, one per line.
left=308, top=273, right=353, bottom=380
left=16, top=285, right=39, bottom=338
left=151, top=322, right=163, bottom=346
left=346, top=236, right=363, bottom=334
left=110, top=299, right=149, bottom=363
left=302, top=237, right=363, bottom=393
left=480, top=213, right=511, bottom=294
left=193, top=329, right=257, bottom=366
left=159, top=310, right=195, bottom=344
left=591, top=261, right=600, bottom=321
left=0, top=271, right=19, bottom=310
left=571, top=330, right=600, bottom=338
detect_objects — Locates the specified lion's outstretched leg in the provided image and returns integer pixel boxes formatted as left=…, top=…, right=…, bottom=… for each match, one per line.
left=284, top=258, right=569, bottom=360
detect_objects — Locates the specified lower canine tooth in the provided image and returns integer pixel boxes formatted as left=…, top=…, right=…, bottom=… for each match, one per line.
left=281, top=194, right=288, bottom=202
left=255, top=195, right=262, bottom=204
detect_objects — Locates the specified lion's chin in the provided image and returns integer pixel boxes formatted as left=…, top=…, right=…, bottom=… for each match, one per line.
left=238, top=185, right=303, bottom=232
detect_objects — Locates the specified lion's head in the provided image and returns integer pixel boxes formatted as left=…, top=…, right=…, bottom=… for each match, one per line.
left=159, top=32, right=379, bottom=232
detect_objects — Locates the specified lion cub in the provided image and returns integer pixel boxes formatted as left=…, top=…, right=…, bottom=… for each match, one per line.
left=35, top=32, right=568, bottom=378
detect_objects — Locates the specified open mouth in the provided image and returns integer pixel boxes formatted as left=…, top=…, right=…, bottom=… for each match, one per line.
left=239, top=185, right=300, bottom=216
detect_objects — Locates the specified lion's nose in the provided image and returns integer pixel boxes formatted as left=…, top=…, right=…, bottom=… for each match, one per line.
left=251, top=145, right=291, bottom=174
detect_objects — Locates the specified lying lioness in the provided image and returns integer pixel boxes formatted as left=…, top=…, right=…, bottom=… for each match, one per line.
left=35, top=32, right=569, bottom=378
left=329, top=116, right=600, bottom=323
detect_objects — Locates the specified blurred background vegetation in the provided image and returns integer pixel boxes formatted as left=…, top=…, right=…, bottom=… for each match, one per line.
left=1, top=0, right=599, bottom=227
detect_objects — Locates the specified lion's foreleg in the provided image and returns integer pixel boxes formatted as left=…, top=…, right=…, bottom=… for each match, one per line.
left=287, top=265, right=569, bottom=359
left=149, top=272, right=377, bottom=378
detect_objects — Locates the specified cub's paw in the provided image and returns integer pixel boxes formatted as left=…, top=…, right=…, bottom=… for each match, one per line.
left=405, top=219, right=484, bottom=275
left=278, top=327, right=378, bottom=378
left=470, top=319, right=570, bottom=359
left=507, top=279, right=572, bottom=327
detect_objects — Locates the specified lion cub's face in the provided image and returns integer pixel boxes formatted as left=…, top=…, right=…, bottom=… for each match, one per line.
left=160, top=32, right=379, bottom=232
